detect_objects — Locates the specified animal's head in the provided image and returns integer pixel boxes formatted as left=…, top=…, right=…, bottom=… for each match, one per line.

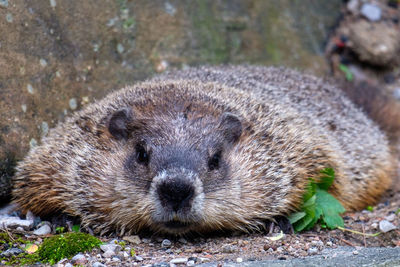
left=106, top=106, right=243, bottom=234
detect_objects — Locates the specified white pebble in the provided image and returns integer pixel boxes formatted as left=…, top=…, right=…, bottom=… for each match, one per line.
left=33, top=224, right=51, bottom=235
left=49, top=0, right=56, bottom=7
left=385, top=214, right=396, bottom=222
left=27, top=84, right=34, bottom=94
left=236, top=257, right=243, bottom=263
left=379, top=220, right=397, bottom=233
left=170, top=257, right=188, bottom=264
left=39, top=58, right=47, bottom=67
left=69, top=98, right=77, bottom=110
left=360, top=3, right=381, bottom=21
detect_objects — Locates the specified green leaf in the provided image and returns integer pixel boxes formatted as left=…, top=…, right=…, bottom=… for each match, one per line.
left=72, top=225, right=80, bottom=233
left=315, top=188, right=345, bottom=229
left=290, top=167, right=346, bottom=232
left=293, top=213, right=314, bottom=232
left=288, top=211, right=306, bottom=224
left=316, top=168, right=335, bottom=190
left=303, top=179, right=316, bottom=202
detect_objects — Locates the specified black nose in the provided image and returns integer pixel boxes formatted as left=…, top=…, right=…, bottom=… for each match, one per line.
left=157, top=179, right=195, bottom=212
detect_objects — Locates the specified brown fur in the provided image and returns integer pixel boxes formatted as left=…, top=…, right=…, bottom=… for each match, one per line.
left=12, top=66, right=397, bottom=235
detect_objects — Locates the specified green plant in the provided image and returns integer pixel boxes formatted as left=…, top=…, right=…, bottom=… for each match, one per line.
left=288, top=168, right=346, bottom=232
left=37, top=232, right=102, bottom=264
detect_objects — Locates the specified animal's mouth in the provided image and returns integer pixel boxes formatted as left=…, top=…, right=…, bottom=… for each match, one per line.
left=163, top=219, right=193, bottom=230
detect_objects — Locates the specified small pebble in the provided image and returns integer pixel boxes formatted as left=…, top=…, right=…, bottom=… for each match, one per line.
left=187, top=260, right=195, bottom=266
left=69, top=98, right=77, bottom=110
left=92, top=262, right=106, bottom=267
left=360, top=3, right=381, bottom=21
left=134, top=255, right=143, bottom=262
left=123, top=235, right=141, bottom=245
left=347, top=0, right=359, bottom=14
left=49, top=0, right=56, bottom=7
left=221, top=244, right=236, bottom=253
left=39, top=58, right=47, bottom=67
left=164, top=2, right=177, bottom=16
left=6, top=13, right=12, bottom=23
left=21, top=104, right=27, bottom=113
left=27, top=84, right=34, bottom=94
left=33, top=224, right=51, bottom=235
left=0, top=248, right=24, bottom=257
left=379, top=220, right=397, bottom=233
left=326, top=241, right=333, bottom=246
left=0, top=0, right=8, bottom=7
left=393, top=88, right=400, bottom=101
left=353, top=250, right=359, bottom=255
left=29, top=138, right=38, bottom=149
left=170, top=257, right=188, bottom=264
left=236, top=257, right=243, bottom=263
left=385, top=214, right=396, bottom=222
left=103, top=250, right=115, bottom=258
left=307, top=247, right=318, bottom=255
left=41, top=121, right=49, bottom=136
left=71, top=253, right=87, bottom=265
left=117, top=43, right=124, bottom=54
left=112, top=256, right=121, bottom=262
left=0, top=216, right=33, bottom=230
left=371, top=222, right=378, bottom=229
left=161, top=239, right=172, bottom=248
left=64, top=263, right=73, bottom=267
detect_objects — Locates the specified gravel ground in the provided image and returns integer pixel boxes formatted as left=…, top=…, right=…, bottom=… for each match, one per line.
left=1, top=189, right=399, bottom=266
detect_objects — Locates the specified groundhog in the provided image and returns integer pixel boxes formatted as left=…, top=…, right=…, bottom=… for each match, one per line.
left=12, top=65, right=397, bottom=235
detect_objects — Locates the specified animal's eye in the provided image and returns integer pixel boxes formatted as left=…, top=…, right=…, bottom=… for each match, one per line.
left=208, top=150, right=222, bottom=171
left=136, top=144, right=150, bottom=165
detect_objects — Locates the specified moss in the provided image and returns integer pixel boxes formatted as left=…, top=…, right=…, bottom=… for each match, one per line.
left=189, top=0, right=229, bottom=64
left=1, top=232, right=101, bottom=265
left=37, top=232, right=102, bottom=264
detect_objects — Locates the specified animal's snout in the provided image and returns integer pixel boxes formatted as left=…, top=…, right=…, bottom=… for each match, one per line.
left=157, top=177, right=195, bottom=212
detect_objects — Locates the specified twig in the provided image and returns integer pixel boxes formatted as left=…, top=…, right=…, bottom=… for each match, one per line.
left=339, top=237, right=356, bottom=247
left=362, top=224, right=366, bottom=247
left=338, top=226, right=380, bottom=237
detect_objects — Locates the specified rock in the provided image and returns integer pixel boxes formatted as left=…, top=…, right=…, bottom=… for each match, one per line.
left=0, top=248, right=24, bottom=257
left=221, top=244, right=237, bottom=253
left=64, top=263, right=73, bottom=267
left=379, top=220, right=397, bottom=233
left=170, top=257, right=188, bottom=264
left=0, top=216, right=33, bottom=230
left=100, top=244, right=121, bottom=254
left=385, top=214, right=396, bottom=222
left=393, top=88, right=400, bottom=101
left=161, top=239, right=172, bottom=248
left=33, top=224, right=52, bottom=235
left=308, top=247, right=319, bottom=255
left=134, top=255, right=144, bottom=262
left=71, top=253, right=87, bottom=265
left=236, top=257, right=243, bottom=263
left=103, top=250, right=116, bottom=258
left=123, top=235, right=141, bottom=245
left=187, top=260, right=195, bottom=266
left=348, top=20, right=400, bottom=66
left=92, top=262, right=106, bottom=267
left=360, top=3, right=381, bottom=22
left=347, top=0, right=359, bottom=14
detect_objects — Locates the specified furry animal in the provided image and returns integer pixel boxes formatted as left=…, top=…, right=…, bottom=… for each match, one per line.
left=12, top=66, right=397, bottom=235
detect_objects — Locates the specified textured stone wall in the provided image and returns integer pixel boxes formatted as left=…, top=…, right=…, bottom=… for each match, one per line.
left=0, top=0, right=341, bottom=201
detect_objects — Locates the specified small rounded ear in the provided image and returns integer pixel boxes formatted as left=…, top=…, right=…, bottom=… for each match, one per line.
left=107, top=107, right=133, bottom=140
left=219, top=112, right=242, bottom=144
